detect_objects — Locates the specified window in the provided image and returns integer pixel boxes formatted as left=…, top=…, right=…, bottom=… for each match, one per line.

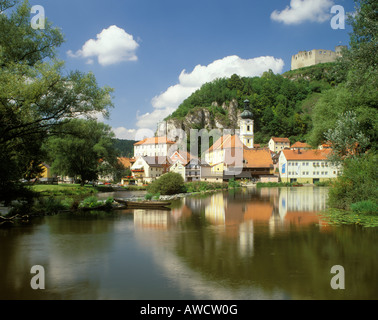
left=247, top=125, right=250, bottom=131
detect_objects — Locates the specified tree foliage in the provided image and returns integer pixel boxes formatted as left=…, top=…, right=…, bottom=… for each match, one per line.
left=166, top=71, right=322, bottom=144
left=44, top=119, right=117, bottom=186
left=0, top=0, right=113, bottom=199
left=147, top=172, right=185, bottom=195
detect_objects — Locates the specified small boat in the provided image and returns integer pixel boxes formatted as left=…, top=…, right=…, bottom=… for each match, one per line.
left=114, top=199, right=171, bottom=209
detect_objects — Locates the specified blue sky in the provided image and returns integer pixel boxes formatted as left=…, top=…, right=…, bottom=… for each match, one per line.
left=30, top=0, right=355, bottom=139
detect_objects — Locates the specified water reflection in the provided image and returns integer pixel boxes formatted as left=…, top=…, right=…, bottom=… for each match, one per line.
left=132, top=187, right=377, bottom=300
left=1, top=187, right=377, bottom=300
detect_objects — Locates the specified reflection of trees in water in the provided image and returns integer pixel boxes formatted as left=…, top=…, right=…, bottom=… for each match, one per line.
left=170, top=189, right=378, bottom=300
left=0, top=212, right=130, bottom=300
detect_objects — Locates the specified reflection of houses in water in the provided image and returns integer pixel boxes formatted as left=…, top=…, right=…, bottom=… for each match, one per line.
left=204, top=193, right=275, bottom=256
left=205, top=193, right=226, bottom=225
left=203, top=188, right=328, bottom=255
left=278, top=187, right=328, bottom=219
left=134, top=209, right=172, bottom=230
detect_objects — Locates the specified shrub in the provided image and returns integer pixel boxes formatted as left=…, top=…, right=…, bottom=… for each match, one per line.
left=80, top=196, right=101, bottom=209
left=144, top=193, right=153, bottom=200
left=328, top=153, right=377, bottom=210
left=351, top=201, right=378, bottom=216
left=147, top=172, right=185, bottom=195
left=105, top=197, right=114, bottom=205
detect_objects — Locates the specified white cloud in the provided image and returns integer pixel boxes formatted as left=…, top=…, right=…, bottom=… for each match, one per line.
left=271, top=0, right=334, bottom=25
left=113, top=127, right=156, bottom=140
left=135, top=55, right=284, bottom=130
left=67, top=25, right=139, bottom=66
left=112, top=127, right=137, bottom=140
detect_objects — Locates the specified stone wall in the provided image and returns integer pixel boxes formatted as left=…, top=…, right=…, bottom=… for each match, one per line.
left=291, top=46, right=346, bottom=71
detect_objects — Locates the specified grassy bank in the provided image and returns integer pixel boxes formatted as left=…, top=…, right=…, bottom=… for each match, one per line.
left=29, top=184, right=98, bottom=196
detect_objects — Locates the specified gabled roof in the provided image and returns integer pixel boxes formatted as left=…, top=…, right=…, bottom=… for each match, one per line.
left=243, top=149, right=273, bottom=168
left=170, top=150, right=197, bottom=165
left=282, top=149, right=332, bottom=161
left=118, top=157, right=133, bottom=168
left=134, top=136, right=176, bottom=146
left=207, top=134, right=246, bottom=153
left=132, top=156, right=170, bottom=168
left=143, top=156, right=170, bottom=167
left=271, top=137, right=290, bottom=143
left=291, top=142, right=311, bottom=149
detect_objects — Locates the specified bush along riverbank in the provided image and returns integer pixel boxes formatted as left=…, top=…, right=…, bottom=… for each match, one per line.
left=319, top=208, right=378, bottom=228
left=319, top=200, right=378, bottom=228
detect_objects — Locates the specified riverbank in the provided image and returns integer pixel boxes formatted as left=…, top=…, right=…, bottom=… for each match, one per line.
left=319, top=208, right=378, bottom=228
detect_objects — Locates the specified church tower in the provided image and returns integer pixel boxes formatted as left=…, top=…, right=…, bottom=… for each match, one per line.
left=240, top=99, right=254, bottom=148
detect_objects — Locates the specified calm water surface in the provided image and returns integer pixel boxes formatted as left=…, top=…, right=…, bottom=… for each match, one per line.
left=0, top=187, right=377, bottom=300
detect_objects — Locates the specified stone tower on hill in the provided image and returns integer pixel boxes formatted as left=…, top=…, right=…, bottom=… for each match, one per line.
left=291, top=45, right=347, bottom=71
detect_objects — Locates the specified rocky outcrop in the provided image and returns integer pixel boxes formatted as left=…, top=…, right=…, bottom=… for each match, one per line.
left=157, top=99, right=242, bottom=138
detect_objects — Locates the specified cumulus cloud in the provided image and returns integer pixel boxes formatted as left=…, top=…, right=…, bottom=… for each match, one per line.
left=113, top=127, right=156, bottom=140
left=271, top=0, right=334, bottom=25
left=112, top=127, right=138, bottom=140
left=136, top=55, right=284, bottom=130
left=67, top=25, right=139, bottom=66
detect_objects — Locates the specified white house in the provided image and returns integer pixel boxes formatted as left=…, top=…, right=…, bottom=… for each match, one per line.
left=169, top=150, right=201, bottom=182
left=269, top=137, right=291, bottom=153
left=134, top=136, right=176, bottom=158
left=279, top=149, right=340, bottom=184
left=131, top=156, right=169, bottom=183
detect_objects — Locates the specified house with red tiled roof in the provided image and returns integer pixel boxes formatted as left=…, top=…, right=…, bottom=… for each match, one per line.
left=291, top=141, right=311, bottom=151
left=134, top=136, right=176, bottom=158
left=203, top=134, right=246, bottom=166
left=203, top=134, right=275, bottom=181
left=169, top=150, right=202, bottom=182
left=269, top=137, right=291, bottom=152
left=131, top=156, right=170, bottom=183
left=279, top=149, right=341, bottom=184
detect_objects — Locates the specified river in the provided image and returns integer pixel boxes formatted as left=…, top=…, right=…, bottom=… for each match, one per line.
left=0, top=186, right=377, bottom=300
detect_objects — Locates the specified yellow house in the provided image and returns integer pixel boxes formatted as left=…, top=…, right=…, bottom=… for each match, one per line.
left=39, top=163, right=52, bottom=179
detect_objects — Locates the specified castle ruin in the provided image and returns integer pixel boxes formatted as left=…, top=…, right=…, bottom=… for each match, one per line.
left=291, top=45, right=347, bottom=71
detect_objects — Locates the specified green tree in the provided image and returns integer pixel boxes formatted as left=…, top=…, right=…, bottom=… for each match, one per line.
left=328, top=152, right=378, bottom=210
left=308, top=0, right=377, bottom=149
left=44, top=119, right=117, bottom=186
left=324, top=111, right=370, bottom=163
left=0, top=0, right=113, bottom=200
left=147, top=172, right=185, bottom=195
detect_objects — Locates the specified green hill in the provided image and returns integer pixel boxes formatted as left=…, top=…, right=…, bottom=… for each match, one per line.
left=164, top=65, right=346, bottom=145
left=113, top=139, right=136, bottom=157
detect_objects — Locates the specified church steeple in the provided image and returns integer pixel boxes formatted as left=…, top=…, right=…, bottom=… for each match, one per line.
left=240, top=99, right=254, bottom=148
left=241, top=99, right=253, bottom=120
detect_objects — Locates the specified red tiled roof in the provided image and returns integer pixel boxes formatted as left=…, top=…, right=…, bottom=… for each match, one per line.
left=243, top=149, right=273, bottom=168
left=271, top=137, right=290, bottom=143
left=170, top=150, right=197, bottom=165
left=207, top=134, right=246, bottom=152
left=282, top=149, right=332, bottom=161
left=291, top=142, right=311, bottom=149
left=118, top=157, right=132, bottom=168
left=134, top=136, right=176, bottom=146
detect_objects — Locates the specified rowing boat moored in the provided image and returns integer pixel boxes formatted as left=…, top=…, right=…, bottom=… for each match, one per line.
left=114, top=199, right=171, bottom=208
